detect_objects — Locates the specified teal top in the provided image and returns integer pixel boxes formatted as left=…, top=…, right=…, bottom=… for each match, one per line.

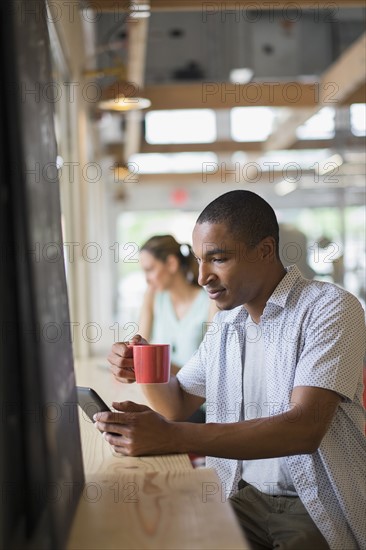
left=151, top=288, right=210, bottom=368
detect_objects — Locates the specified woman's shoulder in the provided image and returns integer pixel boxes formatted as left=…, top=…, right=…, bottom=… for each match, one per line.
left=154, top=290, right=169, bottom=308
left=189, top=287, right=211, bottom=314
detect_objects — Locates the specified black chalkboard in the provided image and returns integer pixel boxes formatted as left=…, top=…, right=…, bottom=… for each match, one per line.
left=0, top=1, right=84, bottom=548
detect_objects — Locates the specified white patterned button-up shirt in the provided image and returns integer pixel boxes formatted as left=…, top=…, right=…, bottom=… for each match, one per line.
left=177, top=265, right=366, bottom=550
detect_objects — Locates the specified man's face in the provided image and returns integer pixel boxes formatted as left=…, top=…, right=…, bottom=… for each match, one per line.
left=192, top=221, right=267, bottom=311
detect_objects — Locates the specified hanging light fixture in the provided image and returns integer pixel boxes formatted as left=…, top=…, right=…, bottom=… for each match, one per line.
left=84, top=1, right=152, bottom=113
left=97, top=80, right=151, bottom=112
left=98, top=94, right=151, bottom=112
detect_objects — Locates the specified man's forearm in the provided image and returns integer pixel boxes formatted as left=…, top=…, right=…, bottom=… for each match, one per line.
left=140, top=375, right=186, bottom=420
left=162, top=385, right=340, bottom=459
left=169, top=412, right=322, bottom=459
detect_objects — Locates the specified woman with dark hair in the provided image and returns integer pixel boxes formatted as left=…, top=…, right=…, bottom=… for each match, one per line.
left=138, top=234, right=217, bottom=375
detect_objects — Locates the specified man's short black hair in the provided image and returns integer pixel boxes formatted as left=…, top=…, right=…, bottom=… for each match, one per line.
left=196, top=190, right=279, bottom=255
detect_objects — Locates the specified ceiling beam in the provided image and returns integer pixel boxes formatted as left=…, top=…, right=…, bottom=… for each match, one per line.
left=139, top=76, right=364, bottom=111
left=320, top=32, right=366, bottom=105
left=123, top=9, right=150, bottom=161
left=140, top=137, right=366, bottom=154
left=117, top=170, right=312, bottom=186
left=106, top=136, right=364, bottom=156
left=112, top=168, right=365, bottom=194
left=344, top=82, right=366, bottom=105
left=264, top=32, right=366, bottom=151
left=141, top=82, right=321, bottom=110
left=87, top=1, right=365, bottom=12
left=139, top=141, right=263, bottom=154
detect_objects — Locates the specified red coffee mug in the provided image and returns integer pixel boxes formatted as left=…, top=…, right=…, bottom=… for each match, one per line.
left=133, top=344, right=171, bottom=384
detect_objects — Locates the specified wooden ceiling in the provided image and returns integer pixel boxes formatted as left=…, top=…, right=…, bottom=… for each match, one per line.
left=86, top=1, right=365, bottom=11
left=80, top=1, right=366, bottom=187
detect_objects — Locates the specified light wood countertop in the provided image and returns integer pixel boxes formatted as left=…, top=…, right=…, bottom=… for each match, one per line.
left=67, top=358, right=249, bottom=549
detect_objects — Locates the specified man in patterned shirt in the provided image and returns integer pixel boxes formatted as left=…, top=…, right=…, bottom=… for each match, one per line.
left=100, top=191, right=366, bottom=550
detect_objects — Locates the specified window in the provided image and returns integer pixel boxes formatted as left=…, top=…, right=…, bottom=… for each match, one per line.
left=350, top=104, right=366, bottom=137
left=278, top=207, right=365, bottom=306
left=128, top=152, right=217, bottom=173
left=230, top=107, right=275, bottom=141
left=145, top=109, right=216, bottom=143
left=296, top=107, right=335, bottom=140
left=116, top=211, right=201, bottom=324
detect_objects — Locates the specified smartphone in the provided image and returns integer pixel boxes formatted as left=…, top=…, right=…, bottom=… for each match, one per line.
left=77, top=386, right=120, bottom=437
left=77, top=386, right=111, bottom=421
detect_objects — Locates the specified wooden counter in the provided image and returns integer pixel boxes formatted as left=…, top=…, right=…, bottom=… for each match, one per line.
left=67, top=358, right=249, bottom=549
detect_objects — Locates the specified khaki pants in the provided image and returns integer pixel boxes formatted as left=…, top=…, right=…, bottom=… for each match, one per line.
left=229, top=481, right=330, bottom=550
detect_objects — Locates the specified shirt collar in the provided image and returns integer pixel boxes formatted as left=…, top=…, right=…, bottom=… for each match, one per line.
left=218, top=304, right=248, bottom=324
left=267, top=264, right=303, bottom=309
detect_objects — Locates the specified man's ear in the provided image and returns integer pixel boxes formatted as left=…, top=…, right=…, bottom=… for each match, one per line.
left=166, top=254, right=180, bottom=273
left=260, top=237, right=277, bottom=262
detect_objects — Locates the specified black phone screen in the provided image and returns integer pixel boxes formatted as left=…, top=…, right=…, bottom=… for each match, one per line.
left=76, top=387, right=120, bottom=437
left=77, top=386, right=111, bottom=421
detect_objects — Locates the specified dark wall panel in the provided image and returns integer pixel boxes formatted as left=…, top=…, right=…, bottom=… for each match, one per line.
left=0, top=1, right=84, bottom=548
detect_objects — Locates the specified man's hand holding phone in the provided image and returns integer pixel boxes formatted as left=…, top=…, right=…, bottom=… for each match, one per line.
left=93, top=401, right=175, bottom=457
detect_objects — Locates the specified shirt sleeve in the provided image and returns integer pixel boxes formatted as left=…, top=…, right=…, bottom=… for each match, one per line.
left=176, top=328, right=211, bottom=399
left=293, top=288, right=366, bottom=401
